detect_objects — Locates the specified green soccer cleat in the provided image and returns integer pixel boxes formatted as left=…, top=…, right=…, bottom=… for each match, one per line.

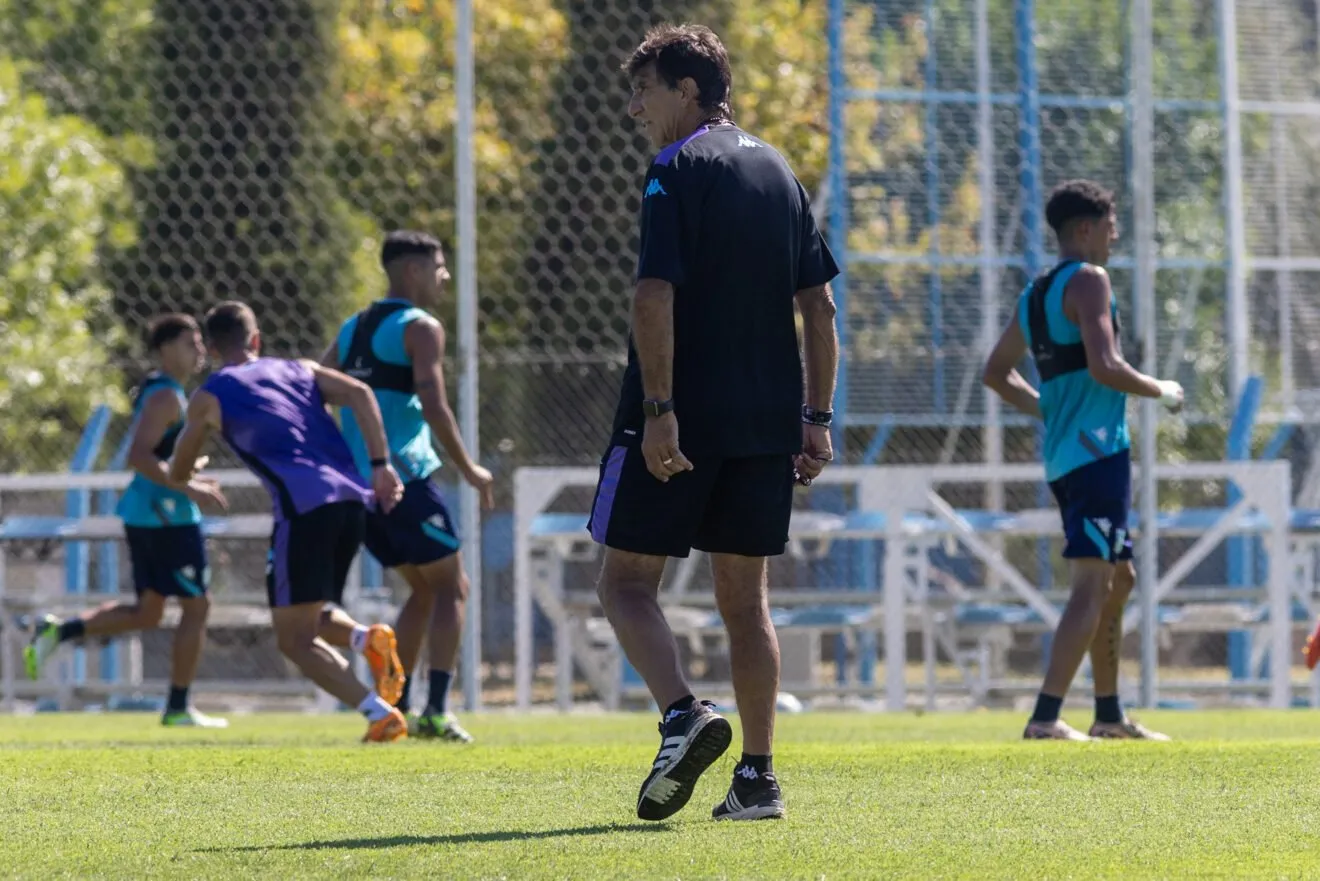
left=161, top=709, right=230, bottom=729
left=410, top=709, right=474, bottom=743
left=23, top=614, right=61, bottom=681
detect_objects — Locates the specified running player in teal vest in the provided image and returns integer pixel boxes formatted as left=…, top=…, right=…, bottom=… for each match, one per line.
left=983, top=180, right=1184, bottom=741
left=324, top=230, right=494, bottom=743
left=25, top=314, right=230, bottom=727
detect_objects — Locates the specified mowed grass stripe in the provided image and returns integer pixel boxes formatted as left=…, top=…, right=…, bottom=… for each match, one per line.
left=2, top=711, right=1320, bottom=879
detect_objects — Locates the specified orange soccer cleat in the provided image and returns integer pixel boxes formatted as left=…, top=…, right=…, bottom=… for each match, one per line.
left=363, top=707, right=409, bottom=743
left=362, top=623, right=406, bottom=706
left=1304, top=618, right=1320, bottom=671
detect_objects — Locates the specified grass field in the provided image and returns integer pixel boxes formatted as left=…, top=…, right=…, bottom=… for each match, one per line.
left=4, top=710, right=1320, bottom=879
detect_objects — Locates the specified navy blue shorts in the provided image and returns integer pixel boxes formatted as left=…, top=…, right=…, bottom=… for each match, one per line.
left=267, top=501, right=365, bottom=608
left=363, top=478, right=460, bottom=569
left=586, top=443, right=795, bottom=559
left=1048, top=450, right=1134, bottom=563
left=124, top=524, right=209, bottom=598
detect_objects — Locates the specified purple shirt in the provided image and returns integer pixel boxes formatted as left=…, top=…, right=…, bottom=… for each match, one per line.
left=202, top=358, right=371, bottom=521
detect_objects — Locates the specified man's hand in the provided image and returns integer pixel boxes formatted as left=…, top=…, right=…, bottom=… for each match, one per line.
left=184, top=455, right=210, bottom=481
left=641, top=412, right=694, bottom=482
left=373, top=464, right=405, bottom=515
left=795, top=423, right=833, bottom=486
left=183, top=476, right=228, bottom=511
left=1155, top=379, right=1185, bottom=413
left=463, top=463, right=496, bottom=511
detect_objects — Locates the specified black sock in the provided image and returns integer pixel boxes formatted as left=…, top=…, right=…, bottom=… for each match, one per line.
left=1095, top=694, right=1123, bottom=724
left=167, top=685, right=189, bottom=713
left=58, top=619, right=85, bottom=643
left=736, top=753, right=773, bottom=778
left=1031, top=693, right=1064, bottom=723
left=428, top=670, right=452, bottom=715
left=664, top=695, right=696, bottom=719
left=397, top=675, right=413, bottom=712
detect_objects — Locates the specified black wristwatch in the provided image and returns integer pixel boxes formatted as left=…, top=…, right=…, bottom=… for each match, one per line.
left=802, top=406, right=833, bottom=427
left=642, top=398, right=674, bottom=418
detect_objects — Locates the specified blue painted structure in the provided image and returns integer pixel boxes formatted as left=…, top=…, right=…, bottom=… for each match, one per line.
left=67, top=406, right=112, bottom=685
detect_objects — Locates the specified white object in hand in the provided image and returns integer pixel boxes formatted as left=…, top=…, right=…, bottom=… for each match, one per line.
left=1154, top=379, right=1184, bottom=410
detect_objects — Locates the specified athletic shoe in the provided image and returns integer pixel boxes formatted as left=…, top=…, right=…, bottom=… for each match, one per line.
left=712, top=766, right=786, bottom=821
left=161, top=708, right=230, bottom=729
left=411, top=709, right=474, bottom=743
left=23, top=614, right=61, bottom=680
left=636, top=700, right=732, bottom=822
left=1304, top=617, right=1320, bottom=670
left=363, top=707, right=409, bottom=743
left=1022, top=718, right=1091, bottom=741
left=1088, top=718, right=1171, bottom=741
left=362, top=624, right=405, bottom=706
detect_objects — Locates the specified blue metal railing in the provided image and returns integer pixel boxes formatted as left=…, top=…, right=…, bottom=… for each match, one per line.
left=67, top=406, right=112, bottom=686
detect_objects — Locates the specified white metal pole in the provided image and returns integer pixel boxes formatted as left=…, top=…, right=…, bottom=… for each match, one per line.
left=1269, top=5, right=1294, bottom=413
left=455, top=0, right=483, bottom=712
left=976, top=0, right=1003, bottom=522
left=1131, top=0, right=1160, bottom=709
left=1220, top=0, right=1249, bottom=401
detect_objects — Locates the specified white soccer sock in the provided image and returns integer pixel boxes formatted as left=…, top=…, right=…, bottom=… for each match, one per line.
left=357, top=693, right=393, bottom=722
left=349, top=625, right=370, bottom=654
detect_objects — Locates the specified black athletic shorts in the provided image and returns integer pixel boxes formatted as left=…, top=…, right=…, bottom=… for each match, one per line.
left=266, top=501, right=366, bottom=608
left=586, top=443, right=795, bottom=558
left=124, top=524, right=208, bottom=599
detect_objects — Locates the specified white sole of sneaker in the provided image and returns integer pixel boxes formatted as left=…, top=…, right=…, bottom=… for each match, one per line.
left=714, top=803, right=787, bottom=821
left=637, top=714, right=733, bottom=821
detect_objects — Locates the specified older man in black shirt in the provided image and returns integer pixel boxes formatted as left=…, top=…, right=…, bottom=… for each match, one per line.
left=586, top=23, right=840, bottom=822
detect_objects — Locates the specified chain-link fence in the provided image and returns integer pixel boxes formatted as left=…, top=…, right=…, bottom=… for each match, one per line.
left=7, top=0, right=1320, bottom=708
left=830, top=0, right=1320, bottom=471
left=0, top=0, right=840, bottom=706
left=829, top=0, right=1320, bottom=688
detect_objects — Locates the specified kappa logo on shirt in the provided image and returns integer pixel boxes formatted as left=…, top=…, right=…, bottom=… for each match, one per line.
left=737, top=135, right=761, bottom=148
left=644, top=178, right=667, bottom=199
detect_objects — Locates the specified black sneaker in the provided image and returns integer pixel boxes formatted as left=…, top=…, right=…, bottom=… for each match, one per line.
left=712, top=766, right=786, bottom=821
left=636, top=700, right=733, bottom=821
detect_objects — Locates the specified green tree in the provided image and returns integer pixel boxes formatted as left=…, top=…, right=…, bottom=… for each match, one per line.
left=110, top=0, right=369, bottom=357
left=0, top=59, right=132, bottom=471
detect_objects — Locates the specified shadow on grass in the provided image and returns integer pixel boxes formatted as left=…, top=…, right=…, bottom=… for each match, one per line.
left=196, top=823, right=670, bottom=852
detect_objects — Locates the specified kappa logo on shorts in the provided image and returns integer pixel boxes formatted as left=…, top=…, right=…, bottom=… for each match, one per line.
left=161, top=499, right=175, bottom=515
left=428, top=513, right=451, bottom=532
left=181, top=565, right=196, bottom=582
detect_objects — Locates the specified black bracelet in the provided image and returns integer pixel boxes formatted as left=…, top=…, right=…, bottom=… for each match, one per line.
left=802, top=406, right=833, bottom=427
left=370, top=457, right=388, bottom=468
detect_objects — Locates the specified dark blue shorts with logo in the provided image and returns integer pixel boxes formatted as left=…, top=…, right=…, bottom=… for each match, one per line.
left=1047, top=449, right=1134, bottom=563
left=364, top=477, right=461, bottom=569
left=124, top=524, right=209, bottom=598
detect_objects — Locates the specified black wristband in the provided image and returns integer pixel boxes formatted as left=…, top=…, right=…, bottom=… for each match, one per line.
left=802, top=406, right=833, bottom=427
left=370, top=457, right=388, bottom=468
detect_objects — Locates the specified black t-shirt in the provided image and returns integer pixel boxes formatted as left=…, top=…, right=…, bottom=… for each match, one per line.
left=609, top=124, right=840, bottom=458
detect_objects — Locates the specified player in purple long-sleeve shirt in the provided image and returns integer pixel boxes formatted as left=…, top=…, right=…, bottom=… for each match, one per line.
left=169, top=301, right=410, bottom=742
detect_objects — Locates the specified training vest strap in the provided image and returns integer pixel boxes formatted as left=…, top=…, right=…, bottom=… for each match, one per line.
left=133, top=373, right=183, bottom=461
left=1027, top=260, right=1090, bottom=383
left=343, top=301, right=415, bottom=394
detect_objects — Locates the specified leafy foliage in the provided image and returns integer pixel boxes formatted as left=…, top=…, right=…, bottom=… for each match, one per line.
left=0, top=59, right=131, bottom=470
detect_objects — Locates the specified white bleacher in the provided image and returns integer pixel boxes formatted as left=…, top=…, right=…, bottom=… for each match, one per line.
left=0, top=470, right=393, bottom=712
left=515, top=461, right=1318, bottom=712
